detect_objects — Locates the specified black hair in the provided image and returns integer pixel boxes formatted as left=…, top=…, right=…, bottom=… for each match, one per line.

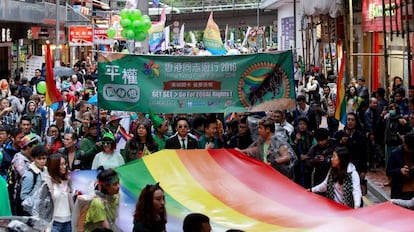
left=183, top=213, right=210, bottom=232
left=240, top=117, right=248, bottom=125
left=297, top=116, right=309, bottom=125
left=314, top=128, right=329, bottom=141
left=9, top=84, right=18, bottom=94
left=191, top=116, right=205, bottom=129
left=297, top=95, right=306, bottom=102
left=96, top=166, right=119, bottom=194
left=203, top=118, right=217, bottom=129
left=20, top=115, right=31, bottom=124
left=32, top=145, right=48, bottom=158
left=331, top=146, right=350, bottom=185
left=0, top=125, right=10, bottom=133
left=10, top=127, right=22, bottom=137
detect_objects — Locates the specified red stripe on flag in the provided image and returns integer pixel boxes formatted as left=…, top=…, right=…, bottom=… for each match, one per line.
left=45, top=42, right=63, bottom=106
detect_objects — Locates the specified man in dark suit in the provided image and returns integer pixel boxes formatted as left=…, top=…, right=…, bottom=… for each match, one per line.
left=165, top=117, right=198, bottom=149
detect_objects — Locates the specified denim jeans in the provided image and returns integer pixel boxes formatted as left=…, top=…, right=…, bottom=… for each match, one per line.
left=52, top=221, right=71, bottom=232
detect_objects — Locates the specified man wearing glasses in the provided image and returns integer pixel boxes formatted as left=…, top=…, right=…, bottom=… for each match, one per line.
left=165, top=117, right=198, bottom=149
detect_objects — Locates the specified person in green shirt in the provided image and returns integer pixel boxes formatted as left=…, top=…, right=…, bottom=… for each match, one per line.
left=79, top=120, right=102, bottom=169
left=0, top=175, right=11, bottom=216
left=149, top=111, right=169, bottom=151
left=85, top=167, right=120, bottom=232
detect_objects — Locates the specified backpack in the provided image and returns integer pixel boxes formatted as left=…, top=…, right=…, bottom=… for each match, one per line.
left=7, top=166, right=37, bottom=215
left=72, top=194, right=98, bottom=232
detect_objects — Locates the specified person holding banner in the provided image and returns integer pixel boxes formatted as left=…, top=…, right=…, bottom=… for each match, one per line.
left=198, top=118, right=224, bottom=149
left=124, top=120, right=158, bottom=163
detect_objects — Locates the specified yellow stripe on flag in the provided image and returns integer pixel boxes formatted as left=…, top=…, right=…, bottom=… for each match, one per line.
left=143, top=150, right=289, bottom=231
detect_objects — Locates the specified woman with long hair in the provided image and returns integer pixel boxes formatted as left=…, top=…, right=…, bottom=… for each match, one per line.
left=84, top=167, right=120, bottom=232
left=310, top=146, right=362, bottom=208
left=47, top=153, right=73, bottom=232
left=124, top=120, right=158, bottom=163
left=133, top=183, right=167, bottom=232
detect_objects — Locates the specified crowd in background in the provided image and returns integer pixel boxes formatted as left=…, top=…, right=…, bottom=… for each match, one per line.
left=1, top=57, right=414, bottom=231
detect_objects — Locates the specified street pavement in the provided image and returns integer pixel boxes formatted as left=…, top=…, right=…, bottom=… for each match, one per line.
left=365, top=168, right=391, bottom=205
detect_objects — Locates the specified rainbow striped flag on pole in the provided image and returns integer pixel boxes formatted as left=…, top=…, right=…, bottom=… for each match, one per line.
left=45, top=42, right=63, bottom=106
left=335, top=54, right=347, bottom=125
left=203, top=11, right=227, bottom=55
left=148, top=8, right=166, bottom=53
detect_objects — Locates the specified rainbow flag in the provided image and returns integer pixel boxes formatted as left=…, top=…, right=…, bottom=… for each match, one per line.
left=203, top=12, right=227, bottom=55
left=45, top=42, right=63, bottom=106
left=148, top=8, right=166, bottom=53
left=335, top=55, right=347, bottom=125
left=71, top=149, right=414, bottom=232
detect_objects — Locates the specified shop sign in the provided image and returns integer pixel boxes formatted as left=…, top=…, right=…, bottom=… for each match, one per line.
left=362, top=0, right=403, bottom=32
left=94, top=28, right=112, bottom=45
left=1, top=28, right=12, bottom=42
left=69, top=26, right=93, bottom=46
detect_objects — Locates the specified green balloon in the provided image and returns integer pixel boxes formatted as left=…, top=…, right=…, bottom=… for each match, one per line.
left=120, top=18, right=132, bottom=28
left=134, top=31, right=147, bottom=42
left=126, top=30, right=135, bottom=40
left=132, top=19, right=145, bottom=31
left=120, top=9, right=129, bottom=18
left=120, top=29, right=128, bottom=39
left=142, top=16, right=152, bottom=31
left=107, top=27, right=116, bottom=39
left=131, top=9, right=142, bottom=20
left=36, top=81, right=46, bottom=94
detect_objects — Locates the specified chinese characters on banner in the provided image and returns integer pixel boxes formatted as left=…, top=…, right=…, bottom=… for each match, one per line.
left=98, top=51, right=296, bottom=113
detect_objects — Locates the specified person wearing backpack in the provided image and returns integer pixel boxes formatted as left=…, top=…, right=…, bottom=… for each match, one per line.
left=8, top=133, right=40, bottom=215
left=20, top=145, right=48, bottom=216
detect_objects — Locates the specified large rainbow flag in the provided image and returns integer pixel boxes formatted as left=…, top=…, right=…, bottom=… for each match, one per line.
left=72, top=149, right=414, bottom=231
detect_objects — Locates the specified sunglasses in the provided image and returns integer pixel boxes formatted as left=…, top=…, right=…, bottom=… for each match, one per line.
left=178, top=125, right=188, bottom=129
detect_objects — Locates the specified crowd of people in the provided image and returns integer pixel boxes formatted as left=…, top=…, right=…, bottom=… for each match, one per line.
left=0, top=58, right=414, bottom=231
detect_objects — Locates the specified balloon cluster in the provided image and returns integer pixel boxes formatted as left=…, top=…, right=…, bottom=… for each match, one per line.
left=106, top=9, right=152, bottom=41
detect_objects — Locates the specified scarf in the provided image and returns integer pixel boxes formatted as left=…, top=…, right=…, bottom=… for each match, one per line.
left=326, top=172, right=354, bottom=208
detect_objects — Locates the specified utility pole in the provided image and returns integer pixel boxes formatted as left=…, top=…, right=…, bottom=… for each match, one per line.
left=382, top=0, right=389, bottom=94
left=55, top=0, right=61, bottom=67
left=349, top=0, right=353, bottom=79
left=293, top=0, right=297, bottom=60
left=137, top=0, right=149, bottom=53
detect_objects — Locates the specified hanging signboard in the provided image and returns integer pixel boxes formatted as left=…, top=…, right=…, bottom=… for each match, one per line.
left=69, top=26, right=93, bottom=46
left=98, top=51, right=296, bottom=113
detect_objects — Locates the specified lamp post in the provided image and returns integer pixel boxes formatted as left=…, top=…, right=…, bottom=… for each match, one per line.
left=55, top=0, right=61, bottom=67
